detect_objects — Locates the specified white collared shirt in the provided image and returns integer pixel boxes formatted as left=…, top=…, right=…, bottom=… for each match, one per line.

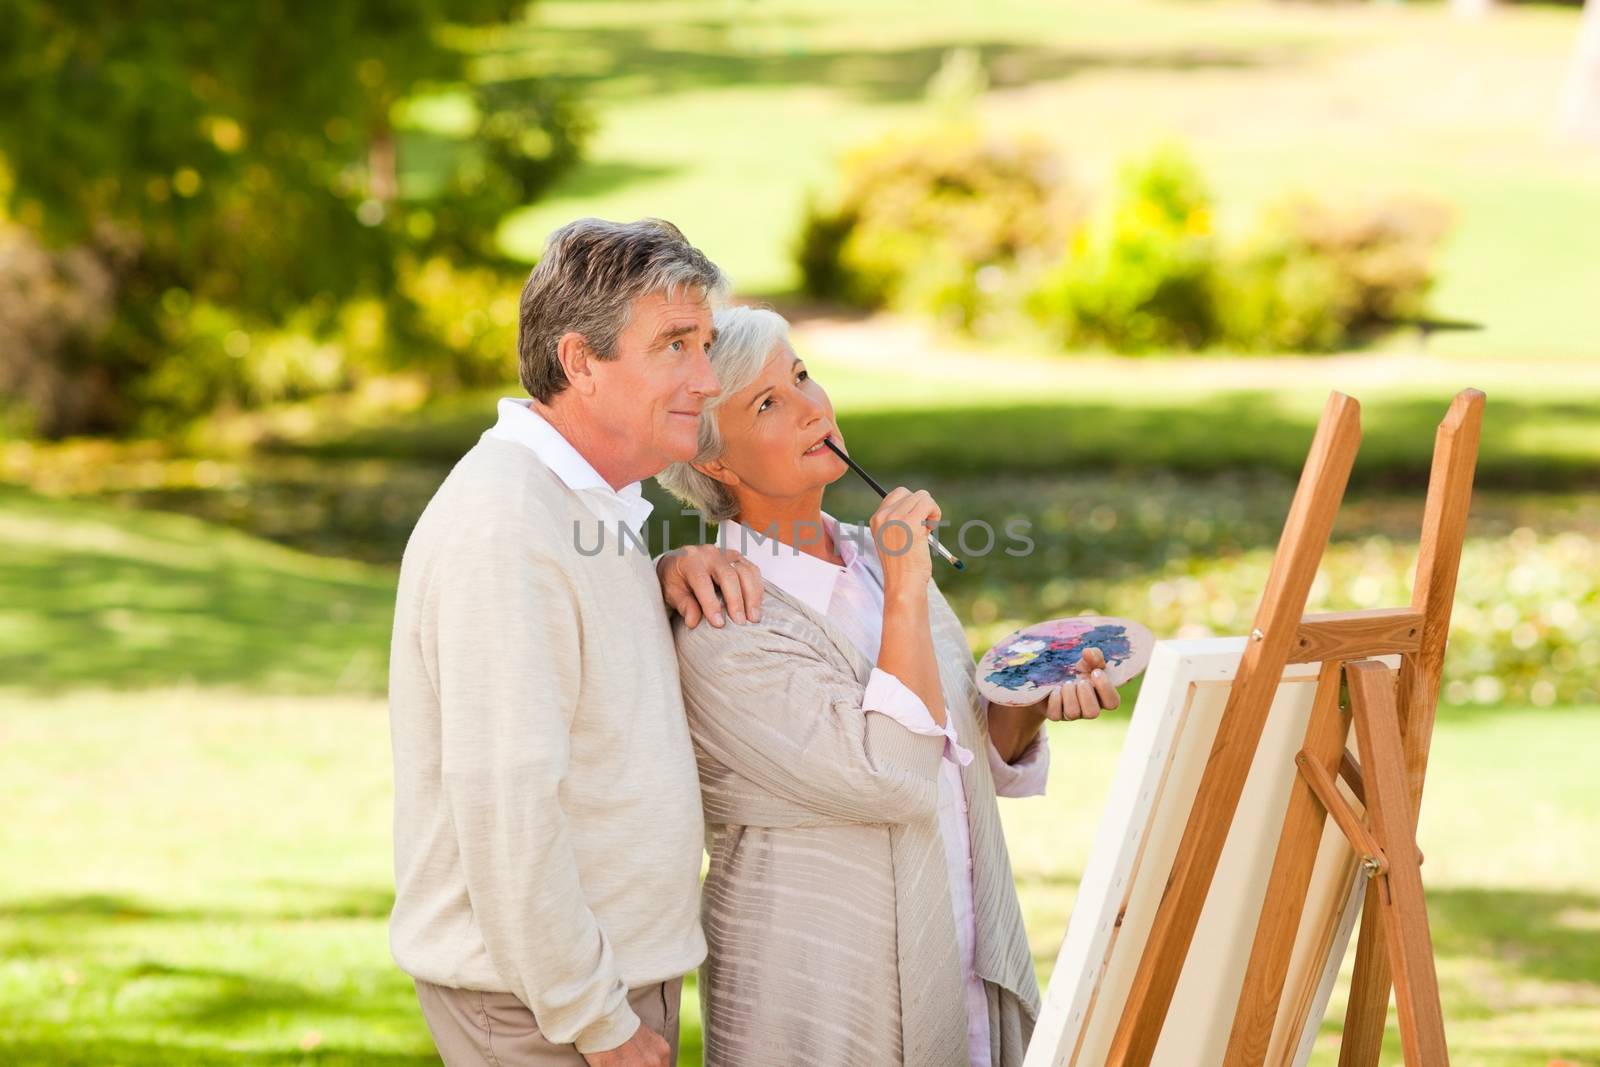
left=718, top=514, right=1050, bottom=1067
left=484, top=397, right=655, bottom=537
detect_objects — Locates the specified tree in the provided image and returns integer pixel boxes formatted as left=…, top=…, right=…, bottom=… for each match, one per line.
left=0, top=1, right=588, bottom=435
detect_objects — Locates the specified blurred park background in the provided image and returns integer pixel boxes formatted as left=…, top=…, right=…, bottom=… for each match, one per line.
left=2, top=0, right=1599, bottom=1063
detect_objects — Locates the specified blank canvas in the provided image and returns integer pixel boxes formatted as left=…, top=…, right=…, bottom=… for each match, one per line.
left=1025, top=637, right=1393, bottom=1067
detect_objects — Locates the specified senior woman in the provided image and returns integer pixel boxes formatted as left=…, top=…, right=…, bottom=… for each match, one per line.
left=657, top=306, right=1118, bottom=1067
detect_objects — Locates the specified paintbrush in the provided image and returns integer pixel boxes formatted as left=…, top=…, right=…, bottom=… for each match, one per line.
left=823, top=438, right=966, bottom=571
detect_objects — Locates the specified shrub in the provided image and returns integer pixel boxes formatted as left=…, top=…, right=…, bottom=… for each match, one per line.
left=396, top=256, right=520, bottom=389
left=1029, top=147, right=1451, bottom=355
left=1029, top=145, right=1222, bottom=352
left=796, top=125, right=1076, bottom=330
left=1218, top=195, right=1451, bottom=352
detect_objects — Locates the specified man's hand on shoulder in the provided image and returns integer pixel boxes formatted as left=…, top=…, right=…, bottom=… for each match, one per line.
left=583, top=1022, right=672, bottom=1067
left=656, top=544, right=762, bottom=628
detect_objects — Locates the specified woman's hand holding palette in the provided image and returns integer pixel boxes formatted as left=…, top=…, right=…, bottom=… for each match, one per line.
left=977, top=616, right=1155, bottom=708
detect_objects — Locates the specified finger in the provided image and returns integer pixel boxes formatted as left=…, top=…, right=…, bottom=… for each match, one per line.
left=733, top=556, right=763, bottom=622
left=1060, top=682, right=1082, bottom=720
left=1045, top=684, right=1064, bottom=722
left=1080, top=646, right=1106, bottom=673
left=686, top=568, right=725, bottom=627
left=1090, top=667, right=1120, bottom=710
left=875, top=486, right=912, bottom=516
left=1075, top=678, right=1100, bottom=720
left=871, top=488, right=913, bottom=535
left=678, top=596, right=703, bottom=629
left=714, top=562, right=746, bottom=624
left=891, top=489, right=939, bottom=526
left=877, top=516, right=917, bottom=556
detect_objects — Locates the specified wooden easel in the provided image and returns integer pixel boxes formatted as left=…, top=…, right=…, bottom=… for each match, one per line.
left=1105, top=388, right=1485, bottom=1066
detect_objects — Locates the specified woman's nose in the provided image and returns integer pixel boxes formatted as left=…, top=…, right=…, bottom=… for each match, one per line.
left=795, top=391, right=826, bottom=426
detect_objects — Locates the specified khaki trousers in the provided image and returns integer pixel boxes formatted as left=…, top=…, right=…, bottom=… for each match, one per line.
left=414, top=977, right=683, bottom=1067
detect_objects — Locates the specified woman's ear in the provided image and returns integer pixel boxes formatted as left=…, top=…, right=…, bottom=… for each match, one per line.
left=555, top=331, right=595, bottom=396
left=694, top=458, right=741, bottom=489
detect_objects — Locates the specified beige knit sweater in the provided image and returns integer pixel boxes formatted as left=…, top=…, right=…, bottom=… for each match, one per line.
left=388, top=438, right=706, bottom=1053
left=674, top=529, right=1040, bottom=1067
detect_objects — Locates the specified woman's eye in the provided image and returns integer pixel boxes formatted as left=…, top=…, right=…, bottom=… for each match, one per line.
left=757, top=397, right=773, bottom=413
left=796, top=369, right=809, bottom=383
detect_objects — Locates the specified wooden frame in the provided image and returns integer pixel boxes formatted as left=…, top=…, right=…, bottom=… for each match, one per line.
left=1023, top=639, right=1388, bottom=1067
left=1028, top=389, right=1483, bottom=1066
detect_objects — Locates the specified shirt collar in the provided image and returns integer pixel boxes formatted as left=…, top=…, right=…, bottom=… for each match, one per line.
left=716, top=513, right=864, bottom=616
left=484, top=397, right=654, bottom=535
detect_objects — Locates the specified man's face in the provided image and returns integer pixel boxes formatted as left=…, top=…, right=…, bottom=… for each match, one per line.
left=588, top=289, right=719, bottom=475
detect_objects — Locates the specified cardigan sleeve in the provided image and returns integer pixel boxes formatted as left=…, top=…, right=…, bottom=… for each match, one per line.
left=675, top=618, right=946, bottom=825
left=429, top=520, right=639, bottom=1053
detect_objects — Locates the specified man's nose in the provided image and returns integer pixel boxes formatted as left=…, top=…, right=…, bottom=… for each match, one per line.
left=687, top=346, right=720, bottom=398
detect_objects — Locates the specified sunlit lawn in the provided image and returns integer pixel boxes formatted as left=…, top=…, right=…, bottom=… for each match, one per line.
left=2, top=481, right=1597, bottom=1063
left=4, top=689, right=1596, bottom=1066
left=491, top=0, right=1600, bottom=361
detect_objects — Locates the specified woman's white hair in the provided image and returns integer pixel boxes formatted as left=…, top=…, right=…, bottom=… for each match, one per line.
left=657, top=305, right=792, bottom=522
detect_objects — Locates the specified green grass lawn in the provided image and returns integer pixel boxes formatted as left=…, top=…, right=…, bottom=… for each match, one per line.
left=1, top=479, right=1597, bottom=1063
left=490, top=0, right=1600, bottom=360
left=4, top=690, right=1596, bottom=1066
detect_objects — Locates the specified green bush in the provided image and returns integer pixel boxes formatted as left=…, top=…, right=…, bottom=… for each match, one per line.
left=397, top=256, right=520, bottom=389
left=1029, top=146, right=1220, bottom=352
left=796, top=125, right=1076, bottom=330
left=1218, top=195, right=1451, bottom=352
left=1023, top=147, right=1450, bottom=355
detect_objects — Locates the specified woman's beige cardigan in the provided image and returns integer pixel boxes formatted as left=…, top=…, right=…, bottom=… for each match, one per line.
left=673, top=531, right=1040, bottom=1066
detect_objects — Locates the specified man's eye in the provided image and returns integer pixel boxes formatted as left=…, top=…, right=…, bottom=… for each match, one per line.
left=670, top=340, right=683, bottom=352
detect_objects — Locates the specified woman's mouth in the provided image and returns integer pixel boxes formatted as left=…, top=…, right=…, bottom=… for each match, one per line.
left=803, top=434, right=834, bottom=457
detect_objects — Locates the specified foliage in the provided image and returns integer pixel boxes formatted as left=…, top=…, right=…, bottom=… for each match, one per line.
left=796, top=124, right=1076, bottom=330
left=1218, top=196, right=1452, bottom=352
left=398, top=256, right=522, bottom=390
left=1030, top=146, right=1221, bottom=352
left=1027, top=147, right=1450, bottom=354
left=0, top=2, right=586, bottom=436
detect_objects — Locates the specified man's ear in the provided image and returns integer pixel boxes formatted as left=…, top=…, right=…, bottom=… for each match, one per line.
left=693, top=458, right=741, bottom=489
left=555, top=331, right=596, bottom=396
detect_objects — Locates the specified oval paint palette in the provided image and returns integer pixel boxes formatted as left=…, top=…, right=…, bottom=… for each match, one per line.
left=977, top=616, right=1155, bottom=707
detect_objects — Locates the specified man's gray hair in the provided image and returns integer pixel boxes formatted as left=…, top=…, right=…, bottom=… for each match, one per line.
left=517, top=218, right=730, bottom=402
left=657, top=305, right=792, bottom=523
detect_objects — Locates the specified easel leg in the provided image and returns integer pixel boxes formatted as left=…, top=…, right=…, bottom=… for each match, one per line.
left=1224, top=661, right=1348, bottom=1067
left=1339, top=885, right=1390, bottom=1067
left=1346, top=661, right=1449, bottom=1065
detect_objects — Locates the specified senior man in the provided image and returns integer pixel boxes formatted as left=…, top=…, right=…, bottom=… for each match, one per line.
left=389, top=218, right=762, bottom=1067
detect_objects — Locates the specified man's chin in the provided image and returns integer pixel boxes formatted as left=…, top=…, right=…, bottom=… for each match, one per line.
left=660, top=437, right=701, bottom=467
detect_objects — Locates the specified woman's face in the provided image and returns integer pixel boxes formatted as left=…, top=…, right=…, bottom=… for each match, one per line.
left=704, top=342, right=848, bottom=507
